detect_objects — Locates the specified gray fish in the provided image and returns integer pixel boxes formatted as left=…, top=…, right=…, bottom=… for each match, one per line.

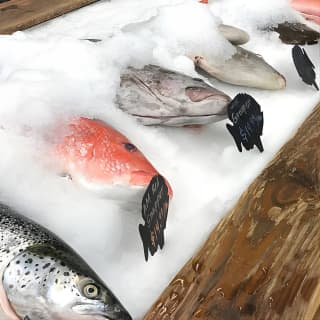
left=0, top=203, right=132, bottom=320
left=116, top=65, right=231, bottom=126
left=218, top=24, right=250, bottom=45
left=193, top=46, right=286, bottom=90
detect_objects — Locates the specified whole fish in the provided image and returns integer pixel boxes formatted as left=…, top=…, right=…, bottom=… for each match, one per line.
left=116, top=65, right=231, bottom=126
left=193, top=46, right=286, bottom=90
left=0, top=202, right=132, bottom=320
left=55, top=117, right=173, bottom=196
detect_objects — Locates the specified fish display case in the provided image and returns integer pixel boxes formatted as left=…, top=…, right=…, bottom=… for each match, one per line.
left=0, top=0, right=319, bottom=319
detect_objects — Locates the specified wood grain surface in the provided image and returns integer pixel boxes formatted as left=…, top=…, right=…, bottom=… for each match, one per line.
left=0, top=0, right=101, bottom=34
left=144, top=102, right=320, bottom=320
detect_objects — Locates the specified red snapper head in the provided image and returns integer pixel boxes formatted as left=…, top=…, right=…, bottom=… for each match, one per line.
left=55, top=117, right=173, bottom=197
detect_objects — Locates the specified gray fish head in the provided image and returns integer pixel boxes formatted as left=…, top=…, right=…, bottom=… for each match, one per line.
left=194, top=47, right=286, bottom=90
left=117, top=65, right=231, bottom=126
left=3, top=245, right=132, bottom=320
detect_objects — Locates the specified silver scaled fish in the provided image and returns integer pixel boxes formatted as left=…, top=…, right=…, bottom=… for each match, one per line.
left=0, top=203, right=132, bottom=320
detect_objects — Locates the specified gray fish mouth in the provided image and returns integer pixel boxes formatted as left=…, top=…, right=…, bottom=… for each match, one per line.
left=133, top=113, right=228, bottom=127
left=72, top=304, right=132, bottom=320
left=132, top=113, right=228, bottom=119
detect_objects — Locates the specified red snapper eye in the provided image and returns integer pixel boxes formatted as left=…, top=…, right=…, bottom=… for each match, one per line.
left=123, top=143, right=137, bottom=152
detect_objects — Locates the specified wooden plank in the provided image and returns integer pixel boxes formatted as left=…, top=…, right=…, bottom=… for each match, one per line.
left=0, top=0, right=101, bottom=34
left=144, top=102, right=320, bottom=320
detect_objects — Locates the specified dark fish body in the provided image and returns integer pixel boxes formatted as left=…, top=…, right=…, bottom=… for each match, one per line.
left=116, top=65, right=231, bottom=127
left=270, top=22, right=320, bottom=45
left=292, top=45, right=319, bottom=90
left=0, top=203, right=132, bottom=320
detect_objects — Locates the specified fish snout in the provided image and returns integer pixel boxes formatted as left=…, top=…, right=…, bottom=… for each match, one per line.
left=130, top=170, right=173, bottom=198
left=101, top=294, right=132, bottom=320
left=103, top=310, right=132, bottom=320
left=184, top=86, right=231, bottom=117
left=130, top=170, right=157, bottom=186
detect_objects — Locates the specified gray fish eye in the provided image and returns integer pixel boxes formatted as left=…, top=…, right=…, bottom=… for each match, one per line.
left=83, top=283, right=100, bottom=299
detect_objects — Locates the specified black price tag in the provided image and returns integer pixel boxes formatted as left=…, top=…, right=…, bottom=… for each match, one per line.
left=139, top=175, right=169, bottom=262
left=292, top=45, right=319, bottom=91
left=226, top=93, right=264, bottom=153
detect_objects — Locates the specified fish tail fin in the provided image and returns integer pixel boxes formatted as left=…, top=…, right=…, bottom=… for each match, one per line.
left=139, top=224, right=149, bottom=262
left=255, top=137, right=264, bottom=152
left=226, top=124, right=242, bottom=152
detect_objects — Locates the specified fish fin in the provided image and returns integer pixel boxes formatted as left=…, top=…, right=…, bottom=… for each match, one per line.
left=24, top=317, right=31, bottom=320
left=255, top=137, right=264, bottom=153
left=139, top=224, right=150, bottom=262
left=313, top=80, right=319, bottom=91
left=302, top=48, right=315, bottom=69
left=226, top=124, right=242, bottom=152
left=0, top=282, right=20, bottom=320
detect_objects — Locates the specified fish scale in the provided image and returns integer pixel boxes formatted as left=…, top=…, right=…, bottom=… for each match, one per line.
left=0, top=204, right=58, bottom=268
left=4, top=251, right=78, bottom=292
left=0, top=203, right=132, bottom=320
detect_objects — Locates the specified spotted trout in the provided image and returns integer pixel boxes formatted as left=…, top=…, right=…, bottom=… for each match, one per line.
left=0, top=203, right=132, bottom=320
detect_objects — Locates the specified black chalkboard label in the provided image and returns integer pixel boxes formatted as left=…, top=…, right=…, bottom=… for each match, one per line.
left=139, top=175, right=169, bottom=262
left=226, top=93, right=264, bottom=152
left=292, top=45, right=319, bottom=91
